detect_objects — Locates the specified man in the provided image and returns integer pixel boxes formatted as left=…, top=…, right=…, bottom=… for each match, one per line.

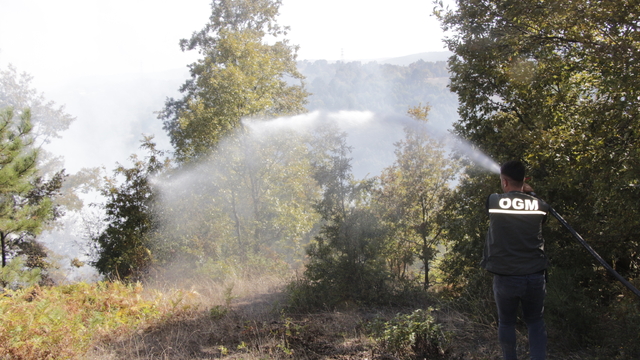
left=482, top=160, right=550, bottom=360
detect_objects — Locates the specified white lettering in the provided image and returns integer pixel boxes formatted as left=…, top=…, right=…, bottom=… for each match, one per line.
left=512, top=198, right=524, bottom=210
left=525, top=199, right=539, bottom=211
left=499, top=198, right=511, bottom=209
left=495, top=197, right=541, bottom=212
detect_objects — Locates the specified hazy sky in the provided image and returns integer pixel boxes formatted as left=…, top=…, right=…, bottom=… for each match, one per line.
left=0, top=0, right=453, bottom=173
left=0, top=0, right=455, bottom=275
left=0, top=0, right=450, bottom=90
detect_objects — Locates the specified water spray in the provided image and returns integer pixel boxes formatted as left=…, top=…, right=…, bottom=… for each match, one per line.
left=243, top=111, right=503, bottom=176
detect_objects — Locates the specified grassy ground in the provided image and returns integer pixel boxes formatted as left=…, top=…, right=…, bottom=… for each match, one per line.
left=0, top=275, right=603, bottom=359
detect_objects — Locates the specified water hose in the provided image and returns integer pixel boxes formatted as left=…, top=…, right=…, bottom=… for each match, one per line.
left=548, top=206, right=640, bottom=299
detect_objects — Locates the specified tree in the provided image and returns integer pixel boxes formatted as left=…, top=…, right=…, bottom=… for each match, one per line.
left=376, top=105, right=458, bottom=289
left=1, top=63, right=97, bottom=216
left=159, top=0, right=308, bottom=162
left=0, top=64, right=75, bottom=146
left=151, top=128, right=320, bottom=278
left=301, top=125, right=391, bottom=307
left=0, top=108, right=62, bottom=270
left=436, top=0, right=640, bottom=351
left=91, top=136, right=169, bottom=281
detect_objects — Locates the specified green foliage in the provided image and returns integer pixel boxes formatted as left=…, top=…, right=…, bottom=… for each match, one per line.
left=436, top=0, right=640, bottom=354
left=209, top=304, right=229, bottom=320
left=159, top=0, right=307, bottom=162
left=438, top=169, right=497, bottom=294
left=376, top=105, right=459, bottom=289
left=0, top=256, right=41, bottom=290
left=0, top=107, right=62, bottom=274
left=91, top=136, right=170, bottom=281
left=294, top=126, right=394, bottom=308
left=366, top=308, right=451, bottom=359
left=0, top=281, right=193, bottom=360
left=152, top=129, right=320, bottom=278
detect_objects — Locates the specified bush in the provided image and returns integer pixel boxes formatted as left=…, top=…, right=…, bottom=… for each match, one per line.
left=0, top=256, right=42, bottom=290
left=366, top=308, right=451, bottom=359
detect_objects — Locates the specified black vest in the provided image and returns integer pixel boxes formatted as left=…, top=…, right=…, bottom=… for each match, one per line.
left=482, top=191, right=549, bottom=275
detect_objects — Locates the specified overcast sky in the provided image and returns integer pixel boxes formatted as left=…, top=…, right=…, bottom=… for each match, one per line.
left=0, top=0, right=450, bottom=90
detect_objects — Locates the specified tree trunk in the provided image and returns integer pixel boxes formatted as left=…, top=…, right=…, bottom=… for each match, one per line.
left=1, top=232, right=6, bottom=267
left=423, top=239, right=429, bottom=290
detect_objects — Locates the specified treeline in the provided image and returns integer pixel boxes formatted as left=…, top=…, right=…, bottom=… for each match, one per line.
left=92, top=108, right=456, bottom=304
left=299, top=59, right=458, bottom=126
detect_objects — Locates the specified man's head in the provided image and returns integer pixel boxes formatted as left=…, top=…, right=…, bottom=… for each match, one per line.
left=500, top=160, right=525, bottom=192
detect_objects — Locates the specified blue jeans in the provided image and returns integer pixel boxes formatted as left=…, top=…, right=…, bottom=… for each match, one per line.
left=493, top=272, right=547, bottom=360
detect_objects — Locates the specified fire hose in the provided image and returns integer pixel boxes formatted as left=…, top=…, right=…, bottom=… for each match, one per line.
left=548, top=205, right=640, bottom=300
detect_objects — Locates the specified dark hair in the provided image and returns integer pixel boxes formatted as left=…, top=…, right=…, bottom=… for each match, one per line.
left=500, top=160, right=525, bottom=182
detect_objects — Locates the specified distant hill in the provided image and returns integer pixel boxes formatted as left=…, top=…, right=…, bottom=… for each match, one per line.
left=298, top=57, right=457, bottom=128
left=44, top=53, right=457, bottom=173
left=297, top=56, right=459, bottom=179
left=376, top=51, right=453, bottom=66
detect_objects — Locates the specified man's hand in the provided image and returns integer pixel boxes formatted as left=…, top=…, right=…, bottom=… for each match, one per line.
left=523, top=183, right=534, bottom=193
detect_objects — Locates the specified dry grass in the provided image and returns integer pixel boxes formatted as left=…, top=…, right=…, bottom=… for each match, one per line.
left=0, top=273, right=592, bottom=360
left=87, top=274, right=376, bottom=359
left=82, top=275, right=599, bottom=360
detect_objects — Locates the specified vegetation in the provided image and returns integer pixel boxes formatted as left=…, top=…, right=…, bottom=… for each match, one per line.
left=1, top=0, right=639, bottom=358
left=0, top=281, right=199, bottom=360
left=158, top=0, right=308, bottom=163
left=0, top=108, right=63, bottom=282
left=294, top=124, right=393, bottom=309
left=0, top=62, right=97, bottom=285
left=436, top=0, right=640, bottom=355
left=366, top=308, right=452, bottom=359
left=89, top=137, right=170, bottom=281
left=376, top=105, right=459, bottom=289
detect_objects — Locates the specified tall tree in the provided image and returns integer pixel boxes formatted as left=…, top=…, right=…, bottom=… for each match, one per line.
left=159, top=0, right=308, bottom=162
left=0, top=108, right=61, bottom=268
left=437, top=0, right=640, bottom=283
left=151, top=129, right=320, bottom=276
left=376, top=105, right=458, bottom=289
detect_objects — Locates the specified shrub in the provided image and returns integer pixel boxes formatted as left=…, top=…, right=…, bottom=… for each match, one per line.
left=366, top=308, right=451, bottom=359
left=0, top=281, right=195, bottom=359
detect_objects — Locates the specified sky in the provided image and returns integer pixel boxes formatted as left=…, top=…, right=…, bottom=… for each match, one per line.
left=0, top=0, right=453, bottom=171
left=0, top=0, right=454, bottom=173
left=0, top=0, right=450, bottom=90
